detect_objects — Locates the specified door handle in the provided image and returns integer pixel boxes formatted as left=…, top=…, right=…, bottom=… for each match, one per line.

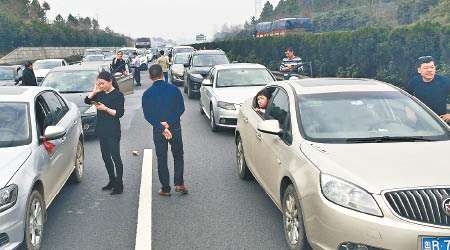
left=256, top=133, right=261, bottom=141
left=243, top=116, right=248, bottom=123
left=74, top=120, right=78, bottom=125
left=61, top=135, right=66, bottom=143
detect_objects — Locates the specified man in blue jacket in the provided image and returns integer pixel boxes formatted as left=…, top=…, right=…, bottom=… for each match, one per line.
left=142, top=64, right=188, bottom=196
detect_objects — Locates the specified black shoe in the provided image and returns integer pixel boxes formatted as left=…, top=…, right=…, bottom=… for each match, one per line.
left=110, top=180, right=123, bottom=195
left=102, top=181, right=114, bottom=191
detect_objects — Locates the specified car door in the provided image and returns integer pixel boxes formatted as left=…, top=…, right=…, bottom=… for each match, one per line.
left=201, top=68, right=215, bottom=114
left=115, top=72, right=134, bottom=96
left=253, top=88, right=293, bottom=199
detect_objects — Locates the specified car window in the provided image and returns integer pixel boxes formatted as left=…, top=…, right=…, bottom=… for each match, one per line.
left=0, top=102, right=31, bottom=147
left=192, top=54, right=229, bottom=67
left=42, top=92, right=67, bottom=126
left=216, top=68, right=274, bottom=88
left=42, top=70, right=98, bottom=93
left=35, top=96, right=49, bottom=136
left=267, top=88, right=292, bottom=144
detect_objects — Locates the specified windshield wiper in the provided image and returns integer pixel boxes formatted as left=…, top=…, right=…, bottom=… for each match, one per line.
left=346, top=136, right=434, bottom=143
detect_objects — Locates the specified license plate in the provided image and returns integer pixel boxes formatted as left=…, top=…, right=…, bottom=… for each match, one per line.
left=422, top=237, right=450, bottom=250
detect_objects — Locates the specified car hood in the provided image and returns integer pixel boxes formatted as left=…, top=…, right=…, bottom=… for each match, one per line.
left=190, top=67, right=211, bottom=75
left=300, top=140, right=450, bottom=194
left=60, top=92, right=91, bottom=112
left=34, top=69, right=51, bottom=78
left=0, top=145, right=31, bottom=187
left=213, top=86, right=263, bottom=104
left=0, top=80, right=15, bottom=86
left=171, top=64, right=184, bottom=74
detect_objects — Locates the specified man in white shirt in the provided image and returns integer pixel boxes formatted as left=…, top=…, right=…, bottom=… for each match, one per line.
left=132, top=52, right=141, bottom=86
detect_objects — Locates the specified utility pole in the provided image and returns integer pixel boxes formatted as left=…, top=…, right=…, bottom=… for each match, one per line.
left=255, top=0, right=263, bottom=19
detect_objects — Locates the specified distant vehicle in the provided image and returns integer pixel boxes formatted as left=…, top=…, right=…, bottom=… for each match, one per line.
left=254, top=18, right=314, bottom=37
left=147, top=48, right=159, bottom=61
left=200, top=63, right=276, bottom=131
left=83, top=48, right=103, bottom=57
left=0, top=65, right=23, bottom=86
left=183, top=49, right=230, bottom=99
left=41, top=64, right=134, bottom=135
left=171, top=46, right=195, bottom=62
left=135, top=37, right=151, bottom=49
left=82, top=55, right=105, bottom=63
left=169, top=53, right=190, bottom=86
left=0, top=86, right=84, bottom=250
left=33, top=59, right=68, bottom=85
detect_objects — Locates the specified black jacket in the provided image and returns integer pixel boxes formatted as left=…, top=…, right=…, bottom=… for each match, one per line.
left=22, top=67, right=37, bottom=86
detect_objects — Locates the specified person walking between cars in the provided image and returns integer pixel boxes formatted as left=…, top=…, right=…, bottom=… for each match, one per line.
left=280, top=48, right=303, bottom=80
left=111, top=51, right=127, bottom=76
left=132, top=52, right=141, bottom=86
left=142, top=64, right=188, bottom=196
left=22, top=61, right=37, bottom=86
left=406, top=56, right=450, bottom=124
left=156, top=50, right=170, bottom=83
left=85, top=71, right=125, bottom=195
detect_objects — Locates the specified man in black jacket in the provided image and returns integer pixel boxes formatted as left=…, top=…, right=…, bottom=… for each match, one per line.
left=22, top=61, right=37, bottom=86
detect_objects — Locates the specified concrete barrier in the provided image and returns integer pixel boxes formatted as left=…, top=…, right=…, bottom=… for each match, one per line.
left=0, top=47, right=120, bottom=65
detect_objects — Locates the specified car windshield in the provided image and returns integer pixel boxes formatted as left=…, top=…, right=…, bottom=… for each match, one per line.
left=120, top=50, right=136, bottom=56
left=297, top=91, right=450, bottom=143
left=103, top=51, right=114, bottom=57
left=192, top=54, right=229, bottom=67
left=0, top=103, right=31, bottom=147
left=84, top=56, right=104, bottom=62
left=0, top=68, right=14, bottom=80
left=174, top=54, right=189, bottom=64
left=216, top=68, right=274, bottom=87
left=174, top=48, right=194, bottom=54
left=34, top=61, right=61, bottom=70
left=42, top=70, right=98, bottom=93
left=84, top=50, right=102, bottom=56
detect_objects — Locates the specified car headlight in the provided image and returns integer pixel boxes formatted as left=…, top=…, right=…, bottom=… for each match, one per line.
left=0, top=184, right=18, bottom=213
left=84, top=105, right=97, bottom=115
left=320, top=173, right=382, bottom=216
left=217, top=101, right=236, bottom=110
left=190, top=73, right=204, bottom=81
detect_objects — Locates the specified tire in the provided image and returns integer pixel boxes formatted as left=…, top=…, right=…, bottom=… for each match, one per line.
left=236, top=136, right=252, bottom=180
left=210, top=108, right=219, bottom=132
left=70, top=140, right=84, bottom=183
left=283, top=185, right=309, bottom=250
left=25, top=190, right=45, bottom=250
left=200, top=104, right=205, bottom=115
left=187, top=82, right=195, bottom=99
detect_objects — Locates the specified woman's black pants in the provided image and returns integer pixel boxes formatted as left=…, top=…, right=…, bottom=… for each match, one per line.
left=99, top=136, right=123, bottom=183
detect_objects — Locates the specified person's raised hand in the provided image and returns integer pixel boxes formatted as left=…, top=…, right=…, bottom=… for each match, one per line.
left=440, top=114, right=450, bottom=122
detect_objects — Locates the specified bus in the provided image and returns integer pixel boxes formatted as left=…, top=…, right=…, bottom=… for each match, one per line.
left=135, top=37, right=151, bottom=49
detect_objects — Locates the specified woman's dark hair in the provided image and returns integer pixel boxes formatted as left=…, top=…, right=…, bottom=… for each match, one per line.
left=97, top=70, right=119, bottom=90
left=256, top=89, right=271, bottom=98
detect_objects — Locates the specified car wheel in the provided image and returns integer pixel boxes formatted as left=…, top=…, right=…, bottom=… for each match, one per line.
left=70, top=140, right=84, bottom=183
left=187, top=82, right=195, bottom=99
left=25, top=190, right=45, bottom=250
left=210, top=108, right=219, bottom=132
left=236, top=136, right=251, bottom=179
left=283, top=184, right=309, bottom=250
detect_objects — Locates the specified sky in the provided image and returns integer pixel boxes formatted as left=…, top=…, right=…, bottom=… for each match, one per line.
left=44, top=0, right=280, bottom=45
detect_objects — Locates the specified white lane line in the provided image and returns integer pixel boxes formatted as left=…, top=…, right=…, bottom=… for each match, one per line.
left=135, top=149, right=152, bottom=250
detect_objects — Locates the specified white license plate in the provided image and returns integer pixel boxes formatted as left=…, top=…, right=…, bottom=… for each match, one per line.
left=422, top=237, right=450, bottom=250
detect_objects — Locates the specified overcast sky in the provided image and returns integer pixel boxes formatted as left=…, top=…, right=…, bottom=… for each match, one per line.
left=44, top=0, right=280, bottom=45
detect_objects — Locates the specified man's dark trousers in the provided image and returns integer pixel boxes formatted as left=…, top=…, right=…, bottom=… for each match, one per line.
left=153, top=126, right=184, bottom=193
left=134, top=68, right=141, bottom=86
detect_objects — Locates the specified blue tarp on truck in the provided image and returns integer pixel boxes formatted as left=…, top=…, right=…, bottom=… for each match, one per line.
left=255, top=22, right=273, bottom=33
left=271, top=18, right=314, bottom=32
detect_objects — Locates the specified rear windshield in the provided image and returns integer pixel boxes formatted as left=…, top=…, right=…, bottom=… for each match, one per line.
left=192, top=54, right=229, bottom=67
left=0, top=102, right=31, bottom=147
left=42, top=70, right=98, bottom=93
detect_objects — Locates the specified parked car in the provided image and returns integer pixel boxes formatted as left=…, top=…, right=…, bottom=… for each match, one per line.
left=169, top=53, right=191, bottom=86
left=82, top=55, right=105, bottom=64
left=235, top=78, right=450, bottom=250
left=200, top=63, right=275, bottom=131
left=33, top=59, right=68, bottom=85
left=183, top=49, right=230, bottom=99
left=118, top=47, right=147, bottom=71
left=41, top=64, right=134, bottom=135
left=83, top=48, right=103, bottom=57
left=148, top=48, right=158, bottom=60
left=0, top=65, right=23, bottom=86
left=171, top=46, right=194, bottom=62
left=0, top=86, right=84, bottom=250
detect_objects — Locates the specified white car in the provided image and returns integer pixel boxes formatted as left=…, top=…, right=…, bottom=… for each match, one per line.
left=33, top=59, right=68, bottom=85
left=235, top=78, right=450, bottom=250
left=200, top=63, right=275, bottom=131
left=169, top=53, right=191, bottom=86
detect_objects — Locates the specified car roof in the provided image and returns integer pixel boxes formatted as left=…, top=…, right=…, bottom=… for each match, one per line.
left=173, top=46, right=194, bottom=49
left=85, top=48, right=102, bottom=51
left=193, top=50, right=225, bottom=55
left=0, top=66, right=15, bottom=69
left=119, top=47, right=137, bottom=50
left=49, top=64, right=104, bottom=72
left=213, top=63, right=267, bottom=71
left=0, top=86, right=54, bottom=102
left=35, top=59, right=64, bottom=62
left=283, top=78, right=398, bottom=95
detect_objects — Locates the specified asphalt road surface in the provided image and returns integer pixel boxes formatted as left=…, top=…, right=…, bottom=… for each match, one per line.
left=20, top=70, right=288, bottom=250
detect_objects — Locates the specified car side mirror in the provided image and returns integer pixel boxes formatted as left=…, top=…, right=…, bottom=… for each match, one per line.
left=232, top=61, right=239, bottom=64
left=183, top=63, right=190, bottom=68
left=42, top=126, right=66, bottom=141
left=257, top=120, right=283, bottom=136
left=202, top=79, right=212, bottom=86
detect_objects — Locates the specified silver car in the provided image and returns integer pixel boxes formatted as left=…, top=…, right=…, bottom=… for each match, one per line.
left=0, top=86, right=84, bottom=250
left=169, top=53, right=191, bottom=86
left=200, top=63, right=275, bottom=131
left=235, top=79, right=450, bottom=250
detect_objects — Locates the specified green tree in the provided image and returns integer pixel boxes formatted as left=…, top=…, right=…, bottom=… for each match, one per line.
left=67, top=14, right=78, bottom=26
left=54, top=14, right=64, bottom=25
left=92, top=18, right=99, bottom=30
left=260, top=1, right=274, bottom=20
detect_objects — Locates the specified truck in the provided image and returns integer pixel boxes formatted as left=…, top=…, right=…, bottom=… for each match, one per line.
left=135, top=37, right=151, bottom=49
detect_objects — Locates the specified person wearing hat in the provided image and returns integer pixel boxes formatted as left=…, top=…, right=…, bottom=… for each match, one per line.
left=406, top=56, right=450, bottom=123
left=22, top=61, right=37, bottom=86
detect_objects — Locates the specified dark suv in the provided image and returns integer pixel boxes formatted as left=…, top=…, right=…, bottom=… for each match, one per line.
left=183, top=49, right=229, bottom=99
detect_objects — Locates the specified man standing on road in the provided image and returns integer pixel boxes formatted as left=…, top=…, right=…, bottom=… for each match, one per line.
left=22, top=61, right=37, bottom=86
left=156, top=50, right=170, bottom=83
left=132, top=52, right=141, bottom=86
left=142, top=64, right=188, bottom=196
left=111, top=51, right=127, bottom=76
left=280, top=48, right=303, bottom=80
left=406, top=56, right=450, bottom=123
